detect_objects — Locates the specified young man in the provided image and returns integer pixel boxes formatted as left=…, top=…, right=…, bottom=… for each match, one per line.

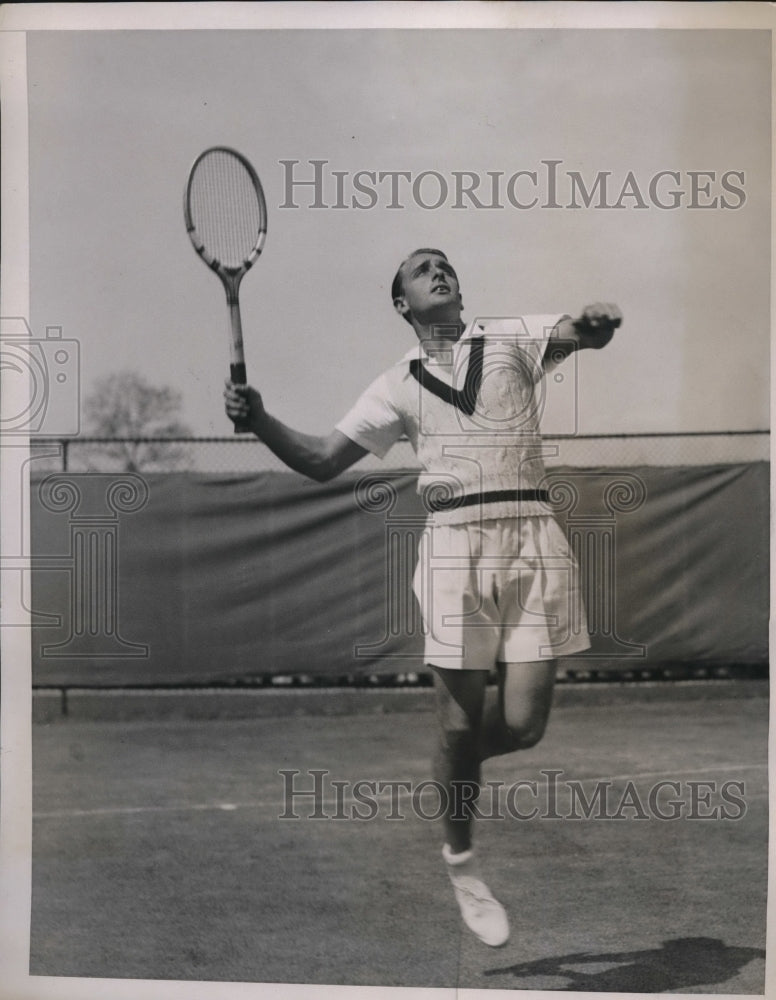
left=224, top=249, right=621, bottom=948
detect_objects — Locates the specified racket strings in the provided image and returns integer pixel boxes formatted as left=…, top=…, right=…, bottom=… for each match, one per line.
left=188, top=150, right=264, bottom=269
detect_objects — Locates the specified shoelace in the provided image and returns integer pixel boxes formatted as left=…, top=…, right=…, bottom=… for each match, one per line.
left=450, top=875, right=497, bottom=905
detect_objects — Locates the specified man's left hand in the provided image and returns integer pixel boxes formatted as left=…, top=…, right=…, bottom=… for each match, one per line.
left=572, top=303, right=623, bottom=349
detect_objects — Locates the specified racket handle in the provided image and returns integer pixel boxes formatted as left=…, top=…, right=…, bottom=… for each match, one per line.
left=227, top=293, right=251, bottom=434
left=229, top=362, right=251, bottom=434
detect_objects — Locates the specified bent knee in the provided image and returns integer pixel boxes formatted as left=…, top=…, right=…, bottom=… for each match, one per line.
left=513, top=724, right=546, bottom=750
left=503, top=714, right=549, bottom=750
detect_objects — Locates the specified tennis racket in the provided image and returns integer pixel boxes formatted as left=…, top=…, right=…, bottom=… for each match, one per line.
left=184, top=147, right=267, bottom=432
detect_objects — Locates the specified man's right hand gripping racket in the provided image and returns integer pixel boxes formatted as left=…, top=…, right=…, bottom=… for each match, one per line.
left=184, top=147, right=267, bottom=432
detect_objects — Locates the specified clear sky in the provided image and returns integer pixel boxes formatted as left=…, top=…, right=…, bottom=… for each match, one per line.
left=26, top=26, right=770, bottom=438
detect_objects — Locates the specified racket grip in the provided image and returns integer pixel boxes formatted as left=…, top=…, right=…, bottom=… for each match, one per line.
left=229, top=362, right=251, bottom=434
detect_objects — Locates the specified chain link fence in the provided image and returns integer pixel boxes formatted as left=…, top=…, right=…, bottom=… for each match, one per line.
left=29, top=431, right=770, bottom=475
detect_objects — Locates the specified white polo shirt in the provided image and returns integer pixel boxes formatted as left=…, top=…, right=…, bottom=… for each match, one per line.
left=336, top=315, right=566, bottom=525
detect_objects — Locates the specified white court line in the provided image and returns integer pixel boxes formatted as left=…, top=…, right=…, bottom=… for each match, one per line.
left=589, top=762, right=768, bottom=784
left=33, top=762, right=768, bottom=820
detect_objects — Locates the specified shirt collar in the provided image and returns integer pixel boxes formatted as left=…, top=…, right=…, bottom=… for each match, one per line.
left=397, top=320, right=478, bottom=365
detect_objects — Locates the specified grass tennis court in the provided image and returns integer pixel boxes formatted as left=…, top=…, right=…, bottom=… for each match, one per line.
left=31, top=684, right=767, bottom=992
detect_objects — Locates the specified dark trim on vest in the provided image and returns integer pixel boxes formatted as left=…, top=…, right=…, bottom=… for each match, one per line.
left=409, top=336, right=485, bottom=416
left=424, top=489, right=551, bottom=513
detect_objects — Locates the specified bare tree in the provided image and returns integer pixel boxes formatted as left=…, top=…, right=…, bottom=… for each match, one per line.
left=83, top=372, right=193, bottom=471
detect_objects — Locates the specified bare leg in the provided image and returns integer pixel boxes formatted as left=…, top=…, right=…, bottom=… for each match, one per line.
left=430, top=666, right=488, bottom=854
left=479, top=659, right=557, bottom=761
left=430, top=663, right=527, bottom=948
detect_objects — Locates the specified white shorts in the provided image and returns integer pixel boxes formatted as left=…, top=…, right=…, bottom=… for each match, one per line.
left=412, top=517, right=590, bottom=670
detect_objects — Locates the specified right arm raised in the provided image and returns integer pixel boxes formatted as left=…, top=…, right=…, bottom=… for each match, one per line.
left=224, top=382, right=368, bottom=482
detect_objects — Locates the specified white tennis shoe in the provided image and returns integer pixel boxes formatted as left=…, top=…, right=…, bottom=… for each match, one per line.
left=442, top=844, right=510, bottom=947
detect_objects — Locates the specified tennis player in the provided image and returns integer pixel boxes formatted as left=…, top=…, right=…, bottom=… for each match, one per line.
left=224, top=249, right=621, bottom=947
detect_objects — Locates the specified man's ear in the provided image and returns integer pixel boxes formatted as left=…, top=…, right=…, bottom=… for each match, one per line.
left=393, top=295, right=410, bottom=319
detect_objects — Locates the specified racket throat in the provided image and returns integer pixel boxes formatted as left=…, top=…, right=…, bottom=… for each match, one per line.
left=223, top=270, right=243, bottom=307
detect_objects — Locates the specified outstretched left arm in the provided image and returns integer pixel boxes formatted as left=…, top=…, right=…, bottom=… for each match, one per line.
left=543, top=302, right=623, bottom=372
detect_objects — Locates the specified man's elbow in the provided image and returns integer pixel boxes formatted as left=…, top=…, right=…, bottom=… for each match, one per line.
left=307, top=459, right=336, bottom=483
left=307, top=448, right=340, bottom=483
left=307, top=431, right=366, bottom=482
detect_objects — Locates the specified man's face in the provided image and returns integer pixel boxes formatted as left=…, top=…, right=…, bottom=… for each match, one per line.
left=394, top=252, right=462, bottom=327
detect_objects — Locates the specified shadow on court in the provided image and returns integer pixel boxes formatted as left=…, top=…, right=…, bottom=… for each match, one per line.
left=30, top=687, right=768, bottom=991
left=485, top=937, right=767, bottom=992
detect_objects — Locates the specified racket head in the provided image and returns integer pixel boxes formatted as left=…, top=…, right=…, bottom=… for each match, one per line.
left=184, top=146, right=267, bottom=278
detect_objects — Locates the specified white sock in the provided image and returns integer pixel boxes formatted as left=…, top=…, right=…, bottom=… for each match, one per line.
left=442, top=843, right=474, bottom=866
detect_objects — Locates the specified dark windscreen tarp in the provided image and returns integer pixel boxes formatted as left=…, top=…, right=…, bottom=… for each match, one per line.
left=30, top=463, right=768, bottom=685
